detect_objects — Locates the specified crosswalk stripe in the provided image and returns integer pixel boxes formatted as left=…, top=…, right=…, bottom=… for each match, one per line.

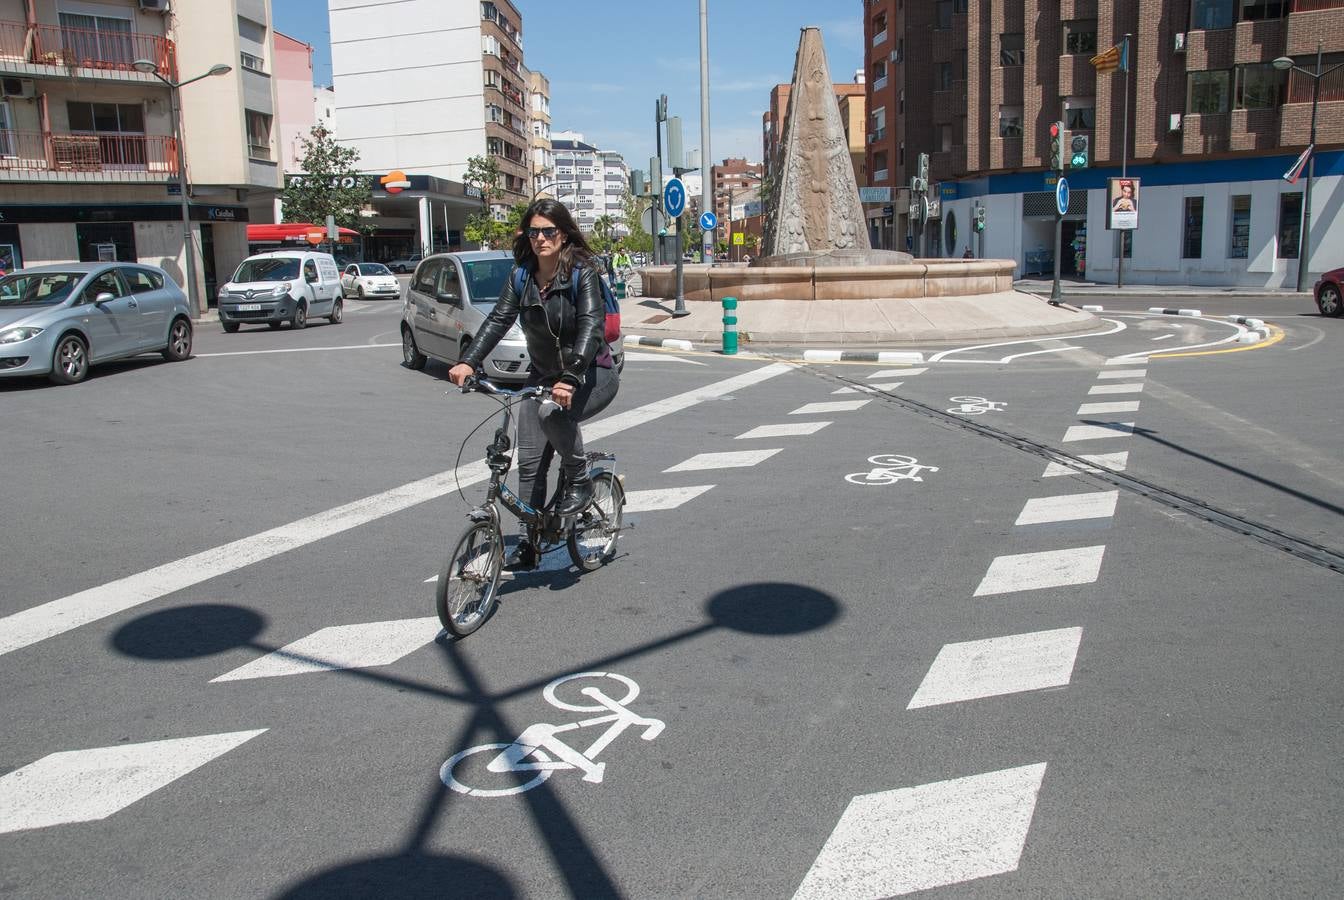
left=1103, top=357, right=1139, bottom=365
left=1077, top=400, right=1140, bottom=415
left=790, top=399, right=872, bottom=415
left=793, top=763, right=1048, bottom=898
left=1042, top=451, right=1129, bottom=477
left=833, top=382, right=902, bottom=394
left=211, top=618, right=440, bottom=682
left=0, top=730, right=267, bottom=834
left=974, top=546, right=1106, bottom=596
left=736, top=422, right=831, bottom=439
left=622, top=485, right=716, bottom=511
left=1088, top=382, right=1144, bottom=395
left=907, top=627, right=1083, bottom=709
left=1097, top=368, right=1146, bottom=379
left=1063, top=422, right=1135, bottom=442
left=664, top=448, right=783, bottom=472
left=1015, top=491, right=1119, bottom=525
left=869, top=367, right=927, bottom=378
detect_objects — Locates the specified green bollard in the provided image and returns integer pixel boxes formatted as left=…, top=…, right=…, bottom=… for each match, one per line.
left=615, top=280, right=627, bottom=300
left=722, top=295, right=738, bottom=355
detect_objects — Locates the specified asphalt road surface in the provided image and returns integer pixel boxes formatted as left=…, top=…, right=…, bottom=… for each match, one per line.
left=2, top=293, right=1340, bottom=898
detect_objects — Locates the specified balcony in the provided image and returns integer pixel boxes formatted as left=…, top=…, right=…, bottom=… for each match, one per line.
left=0, top=130, right=178, bottom=182
left=0, top=20, right=176, bottom=81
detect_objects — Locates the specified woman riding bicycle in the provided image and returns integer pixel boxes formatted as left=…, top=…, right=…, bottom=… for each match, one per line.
left=448, top=199, right=620, bottom=569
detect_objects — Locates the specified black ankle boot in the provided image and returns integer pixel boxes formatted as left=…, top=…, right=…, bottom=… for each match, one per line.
left=555, top=476, right=593, bottom=516
left=504, top=540, right=536, bottom=571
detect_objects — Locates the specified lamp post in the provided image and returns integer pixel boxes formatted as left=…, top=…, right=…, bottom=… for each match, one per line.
left=133, top=58, right=231, bottom=319
left=1273, top=43, right=1344, bottom=293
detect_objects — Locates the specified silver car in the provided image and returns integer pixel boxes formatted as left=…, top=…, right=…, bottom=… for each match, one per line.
left=400, top=251, right=532, bottom=382
left=0, top=263, right=193, bottom=385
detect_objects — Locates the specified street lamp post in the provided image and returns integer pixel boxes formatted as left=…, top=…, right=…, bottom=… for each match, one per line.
left=1274, top=43, right=1344, bottom=293
left=133, top=59, right=231, bottom=319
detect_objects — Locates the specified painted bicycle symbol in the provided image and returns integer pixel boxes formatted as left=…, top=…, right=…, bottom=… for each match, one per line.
left=845, top=454, right=939, bottom=486
left=947, top=396, right=1006, bottom=415
left=440, top=672, right=664, bottom=797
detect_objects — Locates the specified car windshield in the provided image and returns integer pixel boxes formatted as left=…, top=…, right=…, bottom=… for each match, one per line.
left=0, top=272, right=82, bottom=307
left=462, top=258, right=514, bottom=305
left=358, top=263, right=392, bottom=275
left=233, top=258, right=299, bottom=282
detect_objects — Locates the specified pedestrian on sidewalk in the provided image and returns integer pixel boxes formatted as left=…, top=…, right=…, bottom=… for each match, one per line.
left=962, top=246, right=974, bottom=259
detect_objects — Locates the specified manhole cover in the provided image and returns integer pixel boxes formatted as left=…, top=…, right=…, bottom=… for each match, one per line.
left=644, top=314, right=671, bottom=324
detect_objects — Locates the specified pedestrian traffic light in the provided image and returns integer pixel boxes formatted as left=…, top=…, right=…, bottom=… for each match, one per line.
left=917, top=152, right=929, bottom=186
left=1069, top=133, right=1089, bottom=169
left=973, top=206, right=986, bottom=233
left=1048, top=122, right=1064, bottom=171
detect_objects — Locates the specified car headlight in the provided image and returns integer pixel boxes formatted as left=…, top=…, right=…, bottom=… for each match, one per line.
left=270, top=283, right=290, bottom=297
left=0, top=326, right=43, bottom=344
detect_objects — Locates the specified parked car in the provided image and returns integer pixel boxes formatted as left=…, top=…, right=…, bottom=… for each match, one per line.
left=387, top=254, right=423, bottom=274
left=1313, top=266, right=1343, bottom=317
left=217, top=250, right=343, bottom=332
left=340, top=262, right=400, bottom=300
left=0, top=263, right=193, bottom=386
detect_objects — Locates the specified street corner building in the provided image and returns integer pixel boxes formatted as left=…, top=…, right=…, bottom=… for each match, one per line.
left=858, top=0, right=1344, bottom=289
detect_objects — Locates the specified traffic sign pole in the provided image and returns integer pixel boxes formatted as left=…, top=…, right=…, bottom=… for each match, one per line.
left=665, top=177, right=689, bottom=317
left=1051, top=177, right=1069, bottom=303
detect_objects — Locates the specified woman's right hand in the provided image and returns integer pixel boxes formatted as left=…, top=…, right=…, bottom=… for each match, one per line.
left=448, top=363, right=474, bottom=387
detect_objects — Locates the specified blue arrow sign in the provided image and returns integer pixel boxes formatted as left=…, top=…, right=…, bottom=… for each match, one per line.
left=1056, top=177, right=1070, bottom=217
left=699, top=210, right=717, bottom=231
left=663, top=177, right=686, bottom=219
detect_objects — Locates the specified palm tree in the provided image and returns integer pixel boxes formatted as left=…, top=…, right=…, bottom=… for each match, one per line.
left=591, top=214, right=616, bottom=251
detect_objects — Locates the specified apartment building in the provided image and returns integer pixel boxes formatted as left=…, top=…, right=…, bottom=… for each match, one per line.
left=864, top=0, right=1344, bottom=287
left=0, top=0, right=281, bottom=306
left=710, top=157, right=764, bottom=225
left=762, top=76, right=866, bottom=192
left=273, top=31, right=314, bottom=175
left=529, top=68, right=551, bottom=197
left=551, top=131, right=629, bottom=236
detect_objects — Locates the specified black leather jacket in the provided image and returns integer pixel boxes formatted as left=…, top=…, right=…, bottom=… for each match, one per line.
left=461, top=263, right=605, bottom=387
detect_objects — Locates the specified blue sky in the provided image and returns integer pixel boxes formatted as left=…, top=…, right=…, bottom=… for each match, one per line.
left=273, top=1, right=865, bottom=171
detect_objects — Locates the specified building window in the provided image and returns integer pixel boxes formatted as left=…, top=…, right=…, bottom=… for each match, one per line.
left=1239, top=0, right=1289, bottom=21
left=938, top=123, right=952, bottom=151
left=1000, top=33, right=1025, bottom=67
left=1063, top=20, right=1097, bottom=55
left=1229, top=195, right=1250, bottom=259
left=1234, top=64, right=1285, bottom=109
left=898, top=141, right=905, bottom=166
left=1190, top=0, right=1234, bottom=29
left=1277, top=193, right=1301, bottom=259
left=936, top=63, right=953, bottom=91
left=1182, top=197, right=1204, bottom=259
left=0, top=101, right=13, bottom=156
left=240, top=51, right=265, bottom=73
left=898, top=88, right=905, bottom=114
left=1188, top=70, right=1231, bottom=114
left=245, top=109, right=272, bottom=159
left=872, top=13, right=887, bottom=46
left=935, top=0, right=953, bottom=29
left=58, top=11, right=133, bottom=67
left=1065, top=99, right=1096, bottom=130
left=998, top=105, right=1023, bottom=138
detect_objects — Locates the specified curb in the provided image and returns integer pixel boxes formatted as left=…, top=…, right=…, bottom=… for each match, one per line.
left=623, top=335, right=695, bottom=351
left=801, top=349, right=925, bottom=363
left=1148, top=307, right=1202, bottom=317
left=1226, top=314, right=1265, bottom=328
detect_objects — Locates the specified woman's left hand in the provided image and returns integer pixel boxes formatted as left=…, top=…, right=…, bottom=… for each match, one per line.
left=551, top=382, right=574, bottom=409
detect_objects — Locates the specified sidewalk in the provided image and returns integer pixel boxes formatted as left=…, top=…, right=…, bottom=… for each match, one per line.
left=1013, top=277, right=1311, bottom=300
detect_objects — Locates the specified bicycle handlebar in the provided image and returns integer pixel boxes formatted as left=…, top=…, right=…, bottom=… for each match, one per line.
left=459, top=375, right=548, bottom=401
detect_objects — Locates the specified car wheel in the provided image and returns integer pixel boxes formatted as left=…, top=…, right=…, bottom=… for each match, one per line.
left=329, top=298, right=343, bottom=324
left=292, top=303, right=307, bottom=329
left=49, top=333, right=89, bottom=385
left=357, top=285, right=366, bottom=300
left=1318, top=283, right=1343, bottom=318
left=222, top=321, right=239, bottom=333
left=162, top=317, right=193, bottom=361
left=402, top=326, right=427, bottom=370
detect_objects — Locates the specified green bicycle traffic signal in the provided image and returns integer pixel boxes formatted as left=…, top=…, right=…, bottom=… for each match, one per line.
left=1069, top=133, right=1090, bottom=169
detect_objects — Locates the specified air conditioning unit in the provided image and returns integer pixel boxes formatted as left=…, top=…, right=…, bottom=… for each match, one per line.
left=867, top=133, right=877, bottom=144
left=889, top=48, right=903, bottom=63
left=1, top=77, right=36, bottom=99
left=138, top=0, right=170, bottom=12
left=1169, top=113, right=1183, bottom=131
left=1174, top=32, right=1186, bottom=53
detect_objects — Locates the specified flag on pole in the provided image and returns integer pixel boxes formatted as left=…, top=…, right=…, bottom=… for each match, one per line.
left=1283, top=144, right=1313, bottom=184
left=1091, top=37, right=1129, bottom=74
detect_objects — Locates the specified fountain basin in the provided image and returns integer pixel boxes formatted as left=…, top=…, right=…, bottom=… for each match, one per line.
left=641, top=258, right=1016, bottom=302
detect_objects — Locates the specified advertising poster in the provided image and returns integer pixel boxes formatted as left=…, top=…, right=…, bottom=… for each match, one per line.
left=1108, top=177, right=1139, bottom=230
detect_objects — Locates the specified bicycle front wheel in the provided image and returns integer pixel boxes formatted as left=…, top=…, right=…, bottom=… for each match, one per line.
left=567, top=471, right=623, bottom=572
left=437, top=521, right=504, bottom=637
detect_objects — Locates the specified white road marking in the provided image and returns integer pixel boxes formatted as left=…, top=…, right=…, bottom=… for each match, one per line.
left=928, top=318, right=1126, bottom=363
left=622, top=485, right=716, bottom=511
left=833, top=382, right=901, bottom=394
left=1015, top=491, right=1119, bottom=525
left=664, top=448, right=783, bottom=472
left=736, top=422, right=831, bottom=439
left=1151, top=334, right=1175, bottom=341
left=211, top=618, right=440, bottom=682
left=793, top=763, right=1048, bottom=899
left=1042, top=451, right=1129, bottom=477
left=0, top=730, right=266, bottom=834
left=907, top=627, right=1083, bottom=709
left=621, top=351, right=705, bottom=365
left=1104, top=357, right=1136, bottom=365
left=1097, top=368, right=1146, bottom=379
left=1063, top=422, right=1135, bottom=442
left=974, top=546, right=1105, bottom=596
left=0, top=363, right=794, bottom=657
left=1077, top=400, right=1141, bottom=415
left=1000, top=345, right=1083, bottom=362
left=195, top=343, right=399, bottom=358
left=869, top=367, right=927, bottom=378
left=790, top=399, right=872, bottom=415
left=1089, top=382, right=1144, bottom=395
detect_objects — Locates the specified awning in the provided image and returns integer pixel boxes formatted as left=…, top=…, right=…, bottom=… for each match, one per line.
left=247, top=223, right=360, bottom=243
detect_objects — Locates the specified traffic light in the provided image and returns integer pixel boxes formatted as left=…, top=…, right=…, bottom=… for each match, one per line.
left=656, top=94, right=668, bottom=123
left=1048, top=121, right=1064, bottom=172
left=973, top=206, right=986, bottom=233
left=1069, top=133, right=1090, bottom=169
left=917, top=152, right=929, bottom=186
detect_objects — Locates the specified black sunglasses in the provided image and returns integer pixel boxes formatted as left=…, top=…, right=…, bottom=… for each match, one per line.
left=527, top=226, right=560, bottom=240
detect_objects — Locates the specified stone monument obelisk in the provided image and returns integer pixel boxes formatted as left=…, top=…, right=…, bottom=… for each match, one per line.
left=763, top=26, right=872, bottom=257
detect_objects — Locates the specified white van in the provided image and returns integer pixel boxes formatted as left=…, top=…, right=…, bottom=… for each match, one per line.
left=216, top=250, right=344, bottom=332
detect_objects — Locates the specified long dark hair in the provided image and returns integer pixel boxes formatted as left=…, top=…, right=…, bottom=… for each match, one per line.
left=512, top=198, right=596, bottom=282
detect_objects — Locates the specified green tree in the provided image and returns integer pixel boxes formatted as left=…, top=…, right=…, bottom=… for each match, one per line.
left=280, top=126, right=372, bottom=231
left=621, top=190, right=653, bottom=253
left=463, top=155, right=514, bottom=249
left=590, top=214, right=616, bottom=252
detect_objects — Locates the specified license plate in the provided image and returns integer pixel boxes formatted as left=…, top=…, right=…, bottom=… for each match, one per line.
left=237, top=303, right=262, bottom=311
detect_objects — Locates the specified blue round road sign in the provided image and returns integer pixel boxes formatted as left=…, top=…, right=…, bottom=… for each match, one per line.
left=664, top=177, right=687, bottom=219
left=699, top=210, right=717, bottom=231
left=1056, top=177, right=1070, bottom=217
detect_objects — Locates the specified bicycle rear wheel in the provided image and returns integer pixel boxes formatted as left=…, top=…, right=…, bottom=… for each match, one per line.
left=437, top=521, right=504, bottom=636
left=567, top=471, right=623, bottom=572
